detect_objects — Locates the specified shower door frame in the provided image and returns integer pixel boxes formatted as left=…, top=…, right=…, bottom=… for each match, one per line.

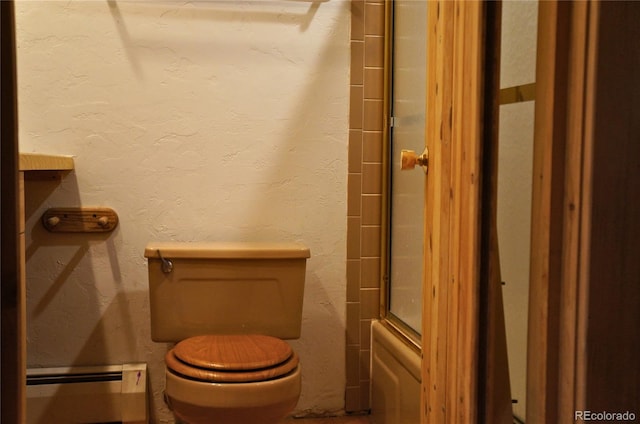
left=381, top=0, right=428, bottom=350
left=376, top=0, right=508, bottom=421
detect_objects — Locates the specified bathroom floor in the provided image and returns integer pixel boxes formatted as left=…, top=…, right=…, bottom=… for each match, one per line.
left=282, top=415, right=371, bottom=424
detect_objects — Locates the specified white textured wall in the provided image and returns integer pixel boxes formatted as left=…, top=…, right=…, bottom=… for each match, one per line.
left=498, top=0, right=538, bottom=420
left=16, top=1, right=349, bottom=421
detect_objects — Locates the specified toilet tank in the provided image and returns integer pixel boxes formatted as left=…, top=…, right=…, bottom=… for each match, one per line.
left=144, top=242, right=310, bottom=343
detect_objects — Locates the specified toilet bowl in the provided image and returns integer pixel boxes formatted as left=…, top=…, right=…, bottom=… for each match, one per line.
left=165, top=335, right=301, bottom=424
left=144, top=242, right=310, bottom=424
left=163, top=334, right=301, bottom=424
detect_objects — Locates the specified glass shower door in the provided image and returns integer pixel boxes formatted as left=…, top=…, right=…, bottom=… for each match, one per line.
left=387, top=0, right=427, bottom=339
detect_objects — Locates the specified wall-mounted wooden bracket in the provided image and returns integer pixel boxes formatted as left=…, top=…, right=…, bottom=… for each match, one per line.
left=42, top=208, right=119, bottom=233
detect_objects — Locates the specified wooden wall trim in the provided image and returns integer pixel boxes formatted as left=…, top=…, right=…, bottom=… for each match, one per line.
left=422, top=1, right=487, bottom=423
left=527, top=2, right=571, bottom=422
left=1, top=1, right=25, bottom=422
left=581, top=1, right=640, bottom=415
left=557, top=1, right=593, bottom=421
left=422, top=1, right=454, bottom=421
left=479, top=2, right=513, bottom=423
left=529, top=1, right=640, bottom=422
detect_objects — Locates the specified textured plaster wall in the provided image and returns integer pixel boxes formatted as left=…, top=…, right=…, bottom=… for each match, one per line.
left=16, top=1, right=349, bottom=421
left=498, top=0, right=538, bottom=420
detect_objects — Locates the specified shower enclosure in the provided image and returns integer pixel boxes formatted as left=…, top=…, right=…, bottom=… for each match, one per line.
left=385, top=0, right=427, bottom=347
left=370, top=1, right=426, bottom=422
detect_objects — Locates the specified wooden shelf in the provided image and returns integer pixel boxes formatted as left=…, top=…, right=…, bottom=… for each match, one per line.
left=19, top=153, right=74, bottom=172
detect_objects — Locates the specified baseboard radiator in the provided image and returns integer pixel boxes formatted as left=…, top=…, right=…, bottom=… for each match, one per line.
left=26, top=363, right=148, bottom=424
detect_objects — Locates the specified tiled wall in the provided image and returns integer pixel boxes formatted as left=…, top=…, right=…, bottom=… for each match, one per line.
left=346, top=0, right=387, bottom=413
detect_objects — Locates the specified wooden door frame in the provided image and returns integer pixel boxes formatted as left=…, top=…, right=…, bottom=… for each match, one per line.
left=528, top=1, right=640, bottom=423
left=527, top=2, right=574, bottom=421
left=1, top=1, right=25, bottom=423
left=422, top=1, right=506, bottom=423
left=424, top=1, right=640, bottom=422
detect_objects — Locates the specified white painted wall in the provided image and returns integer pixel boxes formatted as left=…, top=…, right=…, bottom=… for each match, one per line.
left=15, top=1, right=350, bottom=421
left=498, top=1, right=538, bottom=420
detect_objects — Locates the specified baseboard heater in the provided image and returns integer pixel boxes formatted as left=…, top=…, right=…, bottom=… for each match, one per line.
left=26, top=363, right=147, bottom=424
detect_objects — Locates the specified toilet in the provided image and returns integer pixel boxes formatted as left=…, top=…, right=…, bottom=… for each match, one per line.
left=144, top=242, right=310, bottom=424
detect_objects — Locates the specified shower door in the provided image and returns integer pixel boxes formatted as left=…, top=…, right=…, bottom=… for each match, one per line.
left=384, top=1, right=510, bottom=422
left=386, top=0, right=427, bottom=341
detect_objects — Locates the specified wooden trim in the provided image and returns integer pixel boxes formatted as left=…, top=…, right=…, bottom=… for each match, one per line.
left=499, top=83, right=536, bottom=105
left=479, top=2, right=513, bottom=423
left=528, top=3, right=592, bottom=422
left=557, top=1, right=592, bottom=421
left=527, top=2, right=571, bottom=422
left=580, top=1, right=640, bottom=415
left=423, top=0, right=454, bottom=421
left=422, top=1, right=488, bottom=422
left=1, top=1, right=26, bottom=422
left=529, top=1, right=640, bottom=422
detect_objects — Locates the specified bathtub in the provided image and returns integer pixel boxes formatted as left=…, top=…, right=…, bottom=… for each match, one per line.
left=370, top=320, right=421, bottom=424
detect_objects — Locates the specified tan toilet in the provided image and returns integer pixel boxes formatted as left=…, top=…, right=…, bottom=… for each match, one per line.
left=144, top=242, right=310, bottom=424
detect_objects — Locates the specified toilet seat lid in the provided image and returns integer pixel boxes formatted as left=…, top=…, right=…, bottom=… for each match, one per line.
left=173, top=334, right=292, bottom=370
left=165, top=349, right=299, bottom=383
left=167, top=334, right=298, bottom=383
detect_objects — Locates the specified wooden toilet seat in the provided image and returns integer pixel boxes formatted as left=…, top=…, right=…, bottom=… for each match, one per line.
left=166, top=334, right=299, bottom=383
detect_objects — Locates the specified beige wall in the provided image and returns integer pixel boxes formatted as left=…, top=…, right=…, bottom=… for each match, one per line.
left=16, top=1, right=350, bottom=421
left=498, top=0, right=538, bottom=420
